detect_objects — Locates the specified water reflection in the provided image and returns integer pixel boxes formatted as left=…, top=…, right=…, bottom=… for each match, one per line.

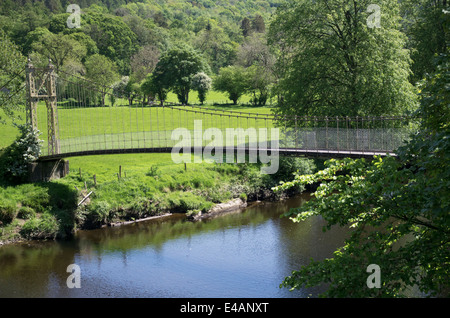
left=0, top=194, right=349, bottom=298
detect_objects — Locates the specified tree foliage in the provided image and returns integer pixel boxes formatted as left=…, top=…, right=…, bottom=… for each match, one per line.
left=0, top=30, right=26, bottom=123
left=191, top=72, right=212, bottom=105
left=85, top=54, right=119, bottom=106
left=31, top=31, right=87, bottom=72
left=401, top=0, right=449, bottom=84
left=153, top=44, right=210, bottom=105
left=213, top=65, right=248, bottom=104
left=140, top=73, right=168, bottom=105
left=274, top=53, right=450, bottom=297
left=269, top=0, right=418, bottom=117
left=0, top=124, right=42, bottom=183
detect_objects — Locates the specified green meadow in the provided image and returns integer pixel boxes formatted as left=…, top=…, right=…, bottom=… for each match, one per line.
left=1, top=91, right=276, bottom=154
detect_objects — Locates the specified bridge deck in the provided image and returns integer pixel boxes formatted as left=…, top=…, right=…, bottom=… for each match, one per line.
left=38, top=146, right=395, bottom=161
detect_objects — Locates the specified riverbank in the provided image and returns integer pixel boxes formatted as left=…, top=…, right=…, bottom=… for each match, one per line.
left=0, top=154, right=318, bottom=246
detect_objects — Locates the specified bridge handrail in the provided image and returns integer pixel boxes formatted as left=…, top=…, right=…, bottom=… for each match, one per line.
left=166, top=105, right=418, bottom=122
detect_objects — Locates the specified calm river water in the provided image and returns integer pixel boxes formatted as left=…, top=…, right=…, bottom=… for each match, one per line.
left=0, top=193, right=349, bottom=298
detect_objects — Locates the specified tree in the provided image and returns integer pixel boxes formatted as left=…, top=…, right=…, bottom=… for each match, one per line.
left=0, top=30, right=26, bottom=123
left=240, top=17, right=252, bottom=37
left=236, top=33, right=275, bottom=69
left=140, top=73, right=168, bottom=106
left=213, top=65, right=248, bottom=105
left=191, top=72, right=212, bottom=105
left=193, top=25, right=239, bottom=73
left=252, top=14, right=266, bottom=33
left=274, top=53, right=450, bottom=297
left=85, top=54, right=119, bottom=106
left=111, top=75, right=142, bottom=106
left=130, top=44, right=160, bottom=83
left=31, top=30, right=87, bottom=72
left=268, top=0, right=418, bottom=117
left=245, top=65, right=272, bottom=106
left=0, top=124, right=42, bottom=183
left=153, top=44, right=210, bottom=105
left=401, top=0, right=449, bottom=84
left=83, top=11, right=138, bottom=75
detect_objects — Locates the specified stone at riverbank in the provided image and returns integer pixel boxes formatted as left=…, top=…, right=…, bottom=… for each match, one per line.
left=189, top=198, right=247, bottom=221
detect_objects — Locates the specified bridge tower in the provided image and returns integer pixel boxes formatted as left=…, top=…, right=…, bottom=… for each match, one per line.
left=25, top=59, right=60, bottom=155
left=26, top=59, right=68, bottom=182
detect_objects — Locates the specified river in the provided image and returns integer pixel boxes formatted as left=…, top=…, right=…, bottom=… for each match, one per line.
left=0, top=193, right=349, bottom=298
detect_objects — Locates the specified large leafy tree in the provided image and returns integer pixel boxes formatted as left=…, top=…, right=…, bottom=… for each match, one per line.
left=213, top=65, right=248, bottom=105
left=401, top=0, right=449, bottom=84
left=0, top=30, right=27, bottom=123
left=83, top=10, right=138, bottom=75
left=274, top=51, right=450, bottom=297
left=140, top=73, right=168, bottom=106
left=153, top=44, right=210, bottom=105
left=193, top=25, right=239, bottom=73
left=130, top=44, right=160, bottom=83
left=268, top=0, right=418, bottom=117
left=31, top=30, right=87, bottom=72
left=85, top=54, right=119, bottom=106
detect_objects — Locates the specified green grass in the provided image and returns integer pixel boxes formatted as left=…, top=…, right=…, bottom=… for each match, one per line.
left=0, top=92, right=277, bottom=155
left=165, top=89, right=276, bottom=107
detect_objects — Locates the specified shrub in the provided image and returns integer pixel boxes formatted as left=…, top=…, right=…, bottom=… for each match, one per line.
left=0, top=124, right=42, bottom=183
left=167, top=191, right=213, bottom=213
left=272, top=157, right=316, bottom=188
left=20, top=213, right=59, bottom=240
left=17, top=206, right=36, bottom=219
left=0, top=201, right=17, bottom=224
left=126, top=197, right=152, bottom=219
left=86, top=200, right=112, bottom=225
left=20, top=187, right=50, bottom=212
left=146, top=166, right=160, bottom=177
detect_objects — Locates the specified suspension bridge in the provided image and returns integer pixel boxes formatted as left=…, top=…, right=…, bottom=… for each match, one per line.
left=22, top=60, right=417, bottom=180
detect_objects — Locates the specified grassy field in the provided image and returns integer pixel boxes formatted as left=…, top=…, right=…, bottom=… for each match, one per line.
left=1, top=91, right=276, bottom=153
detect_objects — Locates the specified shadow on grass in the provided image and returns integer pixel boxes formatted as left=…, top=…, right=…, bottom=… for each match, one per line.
left=0, top=176, right=79, bottom=240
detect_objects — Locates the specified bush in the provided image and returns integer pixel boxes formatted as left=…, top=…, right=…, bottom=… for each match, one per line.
left=0, top=124, right=42, bottom=183
left=272, top=157, right=316, bottom=185
left=17, top=206, right=36, bottom=219
left=167, top=191, right=213, bottom=213
left=126, top=197, right=153, bottom=219
left=20, top=213, right=59, bottom=240
left=86, top=200, right=112, bottom=225
left=0, top=201, right=17, bottom=224
left=20, top=187, right=50, bottom=212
